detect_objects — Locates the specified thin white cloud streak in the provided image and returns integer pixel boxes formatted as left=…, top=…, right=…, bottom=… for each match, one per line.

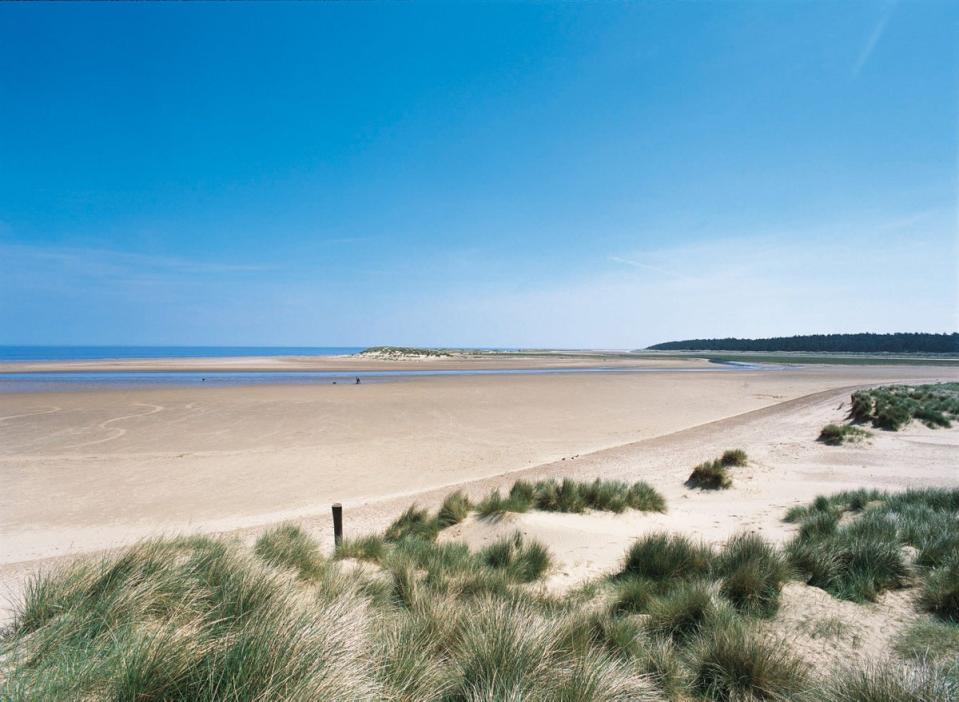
left=0, top=242, right=270, bottom=281
left=853, top=1, right=897, bottom=78
left=607, top=255, right=691, bottom=281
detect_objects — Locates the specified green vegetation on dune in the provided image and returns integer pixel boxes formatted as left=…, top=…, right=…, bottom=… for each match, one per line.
left=849, top=383, right=959, bottom=430
left=817, top=383, right=957, bottom=447
left=687, top=459, right=731, bottom=489
left=436, top=490, right=472, bottom=527
left=476, top=477, right=666, bottom=517
left=686, top=449, right=747, bottom=490
left=818, top=423, right=872, bottom=445
left=785, top=488, right=959, bottom=615
left=358, top=346, right=454, bottom=357
left=814, top=659, right=959, bottom=702
left=5, top=483, right=959, bottom=700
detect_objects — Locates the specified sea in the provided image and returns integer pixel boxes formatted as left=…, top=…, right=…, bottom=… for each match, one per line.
left=0, top=346, right=365, bottom=362
left=0, top=346, right=765, bottom=392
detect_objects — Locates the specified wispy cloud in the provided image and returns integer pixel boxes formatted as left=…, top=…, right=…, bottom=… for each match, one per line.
left=607, top=255, right=691, bottom=281
left=0, top=242, right=271, bottom=280
left=853, top=1, right=897, bottom=78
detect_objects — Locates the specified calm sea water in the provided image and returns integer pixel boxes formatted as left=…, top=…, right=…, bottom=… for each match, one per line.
left=0, top=346, right=769, bottom=393
left=0, top=346, right=365, bottom=362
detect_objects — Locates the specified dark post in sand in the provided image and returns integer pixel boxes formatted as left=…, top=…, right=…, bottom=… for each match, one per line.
left=332, top=502, right=343, bottom=547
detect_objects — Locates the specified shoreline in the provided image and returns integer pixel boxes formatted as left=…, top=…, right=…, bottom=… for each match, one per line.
left=0, top=352, right=696, bottom=375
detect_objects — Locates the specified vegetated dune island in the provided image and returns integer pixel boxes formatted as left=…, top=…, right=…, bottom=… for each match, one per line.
left=2, top=348, right=959, bottom=698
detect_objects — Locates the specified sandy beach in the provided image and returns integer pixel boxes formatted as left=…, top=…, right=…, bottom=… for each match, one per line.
left=1, top=360, right=955, bottom=572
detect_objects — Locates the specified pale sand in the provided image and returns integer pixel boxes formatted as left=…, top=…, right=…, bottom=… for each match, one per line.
left=1, top=361, right=957, bottom=627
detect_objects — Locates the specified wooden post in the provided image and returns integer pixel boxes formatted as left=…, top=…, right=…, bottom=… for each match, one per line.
left=332, top=502, right=343, bottom=548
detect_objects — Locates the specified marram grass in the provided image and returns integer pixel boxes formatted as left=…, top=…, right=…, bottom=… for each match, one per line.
left=6, top=483, right=958, bottom=700
left=476, top=477, right=665, bottom=517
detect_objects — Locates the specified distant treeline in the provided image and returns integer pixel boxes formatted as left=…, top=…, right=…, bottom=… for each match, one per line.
left=646, top=333, right=959, bottom=354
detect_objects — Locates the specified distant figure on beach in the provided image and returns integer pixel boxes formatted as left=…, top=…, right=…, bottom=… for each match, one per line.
left=355, top=377, right=361, bottom=385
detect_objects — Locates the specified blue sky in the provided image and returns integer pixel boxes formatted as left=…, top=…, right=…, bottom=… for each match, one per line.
left=1, top=1, right=956, bottom=348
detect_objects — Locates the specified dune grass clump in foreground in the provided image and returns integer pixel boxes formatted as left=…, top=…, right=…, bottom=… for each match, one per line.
left=785, top=488, right=959, bottom=607
left=9, top=482, right=959, bottom=701
left=715, top=532, right=792, bottom=617
left=11, top=500, right=955, bottom=700
left=2, top=536, right=381, bottom=700
left=475, top=477, right=665, bottom=517
left=0, top=524, right=667, bottom=700
left=254, top=523, right=326, bottom=579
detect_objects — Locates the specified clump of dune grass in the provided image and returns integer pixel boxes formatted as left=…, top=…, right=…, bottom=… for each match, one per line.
left=920, top=557, right=959, bottom=622
left=2, top=537, right=381, bottom=700
left=785, top=488, right=959, bottom=604
left=818, top=423, right=872, bottom=445
left=254, top=523, right=326, bottom=579
left=335, top=533, right=386, bottom=562
left=814, top=658, right=959, bottom=702
left=690, top=618, right=809, bottom=701
left=384, top=505, right=439, bottom=542
left=611, top=576, right=661, bottom=614
left=476, top=477, right=665, bottom=517
left=436, top=490, right=472, bottom=528
left=450, top=596, right=660, bottom=701
left=475, top=487, right=532, bottom=518
left=479, top=531, right=551, bottom=582
left=686, top=459, right=731, bottom=490
left=720, top=449, right=748, bottom=466
left=644, top=581, right=716, bottom=643
left=787, top=510, right=909, bottom=602
left=716, top=532, right=791, bottom=617
left=620, top=532, right=715, bottom=582
left=848, top=383, right=959, bottom=431
left=894, top=619, right=959, bottom=664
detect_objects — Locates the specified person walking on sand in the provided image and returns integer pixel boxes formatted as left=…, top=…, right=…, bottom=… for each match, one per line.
left=355, top=377, right=361, bottom=385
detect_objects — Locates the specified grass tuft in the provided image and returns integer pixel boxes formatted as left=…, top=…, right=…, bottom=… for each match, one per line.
left=477, top=477, right=665, bottom=517
left=479, top=531, right=551, bottom=582
left=254, top=524, right=325, bottom=579
left=815, top=658, right=959, bottom=701
left=818, top=423, right=872, bottom=445
left=785, top=488, right=959, bottom=604
left=384, top=505, right=439, bottom=542
left=894, top=619, right=959, bottom=664
left=644, top=581, right=716, bottom=642
left=621, top=532, right=715, bottom=582
left=720, top=449, right=748, bottom=466
left=716, top=532, right=791, bottom=617
left=690, top=619, right=809, bottom=701
left=920, top=557, right=959, bottom=622
left=436, top=490, right=472, bottom=528
left=686, top=459, right=731, bottom=490
left=334, top=534, right=386, bottom=562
